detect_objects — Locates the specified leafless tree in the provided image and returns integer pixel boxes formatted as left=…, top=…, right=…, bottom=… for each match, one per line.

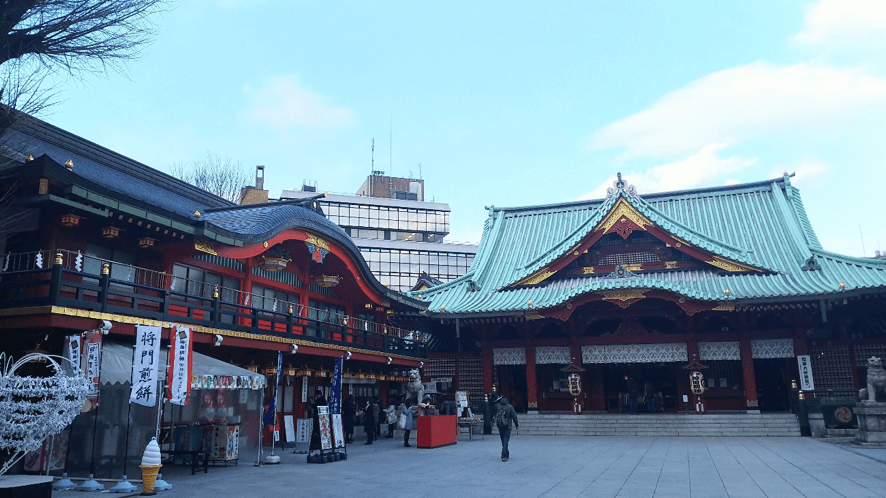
left=171, top=153, right=253, bottom=203
left=0, top=0, right=167, bottom=133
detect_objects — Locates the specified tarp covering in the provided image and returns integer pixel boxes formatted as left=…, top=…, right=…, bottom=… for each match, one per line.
left=99, top=342, right=264, bottom=387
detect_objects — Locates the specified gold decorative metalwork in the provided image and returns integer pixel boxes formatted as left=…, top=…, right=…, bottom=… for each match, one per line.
left=514, top=267, right=555, bottom=286
left=64, top=159, right=73, bottom=169
left=101, top=263, right=110, bottom=276
left=305, top=234, right=330, bottom=251
left=528, top=402, right=538, bottom=408
left=38, top=178, right=48, bottom=195
left=594, top=198, right=653, bottom=233
left=102, top=226, right=121, bottom=239
left=746, top=399, right=759, bottom=407
left=671, top=236, right=691, bottom=248
left=708, top=256, right=759, bottom=273
left=625, top=263, right=643, bottom=272
left=582, top=267, right=595, bottom=274
left=193, top=211, right=201, bottom=218
left=525, top=312, right=545, bottom=321
left=194, top=239, right=218, bottom=255
left=599, top=289, right=647, bottom=302
left=665, top=261, right=678, bottom=269
left=54, top=253, right=64, bottom=265
left=25, top=154, right=34, bottom=162
left=711, top=302, right=736, bottom=311
left=60, top=213, right=81, bottom=227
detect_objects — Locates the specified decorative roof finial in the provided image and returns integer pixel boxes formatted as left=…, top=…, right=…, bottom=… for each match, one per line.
left=605, top=172, right=638, bottom=201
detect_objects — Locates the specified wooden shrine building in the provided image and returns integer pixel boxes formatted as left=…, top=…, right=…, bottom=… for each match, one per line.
left=407, top=174, right=886, bottom=414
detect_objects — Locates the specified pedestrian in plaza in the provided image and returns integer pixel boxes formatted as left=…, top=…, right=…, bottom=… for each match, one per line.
left=494, top=395, right=518, bottom=462
left=364, top=398, right=379, bottom=444
left=342, top=396, right=357, bottom=444
left=400, top=402, right=415, bottom=447
left=644, top=380, right=655, bottom=413
left=624, top=376, right=638, bottom=414
left=384, top=401, right=397, bottom=438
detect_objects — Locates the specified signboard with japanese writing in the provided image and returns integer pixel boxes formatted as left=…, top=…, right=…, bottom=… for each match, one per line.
left=317, top=406, right=333, bottom=450
left=330, top=357, right=343, bottom=414
left=84, top=331, right=103, bottom=408
left=797, top=355, right=815, bottom=391
left=331, top=414, right=345, bottom=448
left=456, top=391, right=469, bottom=418
left=301, top=376, right=309, bottom=403
left=167, top=326, right=193, bottom=405
left=63, top=334, right=82, bottom=377
left=130, top=325, right=162, bottom=406
left=296, top=418, right=312, bottom=443
left=284, top=415, right=296, bottom=442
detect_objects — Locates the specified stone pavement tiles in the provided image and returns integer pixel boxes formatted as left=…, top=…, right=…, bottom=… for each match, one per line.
left=49, top=436, right=886, bottom=498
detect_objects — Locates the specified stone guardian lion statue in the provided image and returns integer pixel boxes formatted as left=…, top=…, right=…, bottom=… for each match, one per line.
left=859, top=356, right=886, bottom=403
left=403, top=368, right=425, bottom=407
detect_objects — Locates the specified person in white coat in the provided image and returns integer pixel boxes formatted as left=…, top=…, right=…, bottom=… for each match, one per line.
left=399, top=402, right=415, bottom=447
left=383, top=402, right=397, bottom=438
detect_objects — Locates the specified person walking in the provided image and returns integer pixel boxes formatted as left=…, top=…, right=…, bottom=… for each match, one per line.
left=494, top=396, right=518, bottom=462
left=383, top=401, right=397, bottom=438
left=400, top=402, right=415, bottom=447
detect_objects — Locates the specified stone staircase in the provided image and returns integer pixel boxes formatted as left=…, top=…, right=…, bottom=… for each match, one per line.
left=501, top=412, right=801, bottom=437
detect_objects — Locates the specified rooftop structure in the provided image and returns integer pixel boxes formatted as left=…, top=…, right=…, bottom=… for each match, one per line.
left=281, top=176, right=477, bottom=292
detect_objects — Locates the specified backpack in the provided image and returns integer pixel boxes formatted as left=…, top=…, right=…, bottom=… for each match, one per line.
left=495, top=404, right=510, bottom=429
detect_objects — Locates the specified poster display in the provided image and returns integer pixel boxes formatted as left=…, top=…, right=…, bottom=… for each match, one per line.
left=331, top=414, right=345, bottom=448
left=797, top=355, right=815, bottom=391
left=130, top=325, right=161, bottom=406
left=284, top=415, right=296, bottom=443
left=296, top=418, right=312, bottom=443
left=317, top=406, right=333, bottom=450
left=167, top=326, right=193, bottom=405
left=456, top=391, right=471, bottom=417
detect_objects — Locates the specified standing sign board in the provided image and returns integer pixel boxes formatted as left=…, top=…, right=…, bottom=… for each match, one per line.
left=317, top=406, right=333, bottom=450
left=797, top=355, right=815, bottom=391
left=331, top=414, right=345, bottom=448
left=456, top=391, right=469, bottom=418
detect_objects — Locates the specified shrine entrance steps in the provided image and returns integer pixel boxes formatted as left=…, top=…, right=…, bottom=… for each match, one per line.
left=508, top=412, right=801, bottom=437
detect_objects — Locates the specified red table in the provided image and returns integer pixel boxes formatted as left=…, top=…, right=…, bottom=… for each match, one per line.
left=416, top=415, right=457, bottom=448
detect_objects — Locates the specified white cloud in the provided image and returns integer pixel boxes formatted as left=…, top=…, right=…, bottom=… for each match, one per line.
left=795, top=0, right=886, bottom=47
left=577, top=143, right=758, bottom=200
left=770, top=157, right=830, bottom=188
left=586, top=62, right=886, bottom=157
left=241, top=75, right=355, bottom=128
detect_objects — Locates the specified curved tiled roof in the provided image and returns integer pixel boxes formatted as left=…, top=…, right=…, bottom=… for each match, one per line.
left=410, top=176, right=886, bottom=315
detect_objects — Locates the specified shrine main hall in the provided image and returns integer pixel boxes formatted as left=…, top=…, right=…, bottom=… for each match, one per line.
left=409, top=174, right=886, bottom=414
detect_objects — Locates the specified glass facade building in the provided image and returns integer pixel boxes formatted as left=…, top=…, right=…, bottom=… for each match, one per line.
left=280, top=188, right=477, bottom=292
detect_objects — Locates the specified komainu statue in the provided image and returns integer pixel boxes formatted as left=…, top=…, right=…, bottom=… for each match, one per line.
left=859, top=356, right=886, bottom=403
left=403, top=368, right=425, bottom=407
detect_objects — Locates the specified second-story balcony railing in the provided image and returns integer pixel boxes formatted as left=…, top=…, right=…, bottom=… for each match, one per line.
left=0, top=249, right=429, bottom=357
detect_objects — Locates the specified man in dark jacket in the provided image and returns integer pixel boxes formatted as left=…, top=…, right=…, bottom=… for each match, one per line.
left=364, top=398, right=380, bottom=444
left=494, top=396, right=518, bottom=462
left=342, top=397, right=357, bottom=444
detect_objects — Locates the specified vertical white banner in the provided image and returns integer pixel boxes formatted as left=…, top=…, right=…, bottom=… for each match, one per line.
left=62, top=334, right=82, bottom=377
left=130, top=325, right=162, bottom=406
left=167, top=326, right=193, bottom=405
left=797, top=355, right=815, bottom=391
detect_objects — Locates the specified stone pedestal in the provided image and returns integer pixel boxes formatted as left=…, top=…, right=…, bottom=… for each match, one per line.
left=854, top=402, right=886, bottom=447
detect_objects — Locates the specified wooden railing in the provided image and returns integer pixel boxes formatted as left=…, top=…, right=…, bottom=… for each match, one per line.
left=0, top=250, right=428, bottom=357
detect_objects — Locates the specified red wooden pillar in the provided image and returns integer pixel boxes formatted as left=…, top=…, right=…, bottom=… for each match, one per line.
left=525, top=345, right=537, bottom=412
left=481, top=342, right=494, bottom=394
left=739, top=335, right=759, bottom=412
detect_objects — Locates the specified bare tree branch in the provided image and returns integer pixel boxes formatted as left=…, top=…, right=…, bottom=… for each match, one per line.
left=171, top=153, right=253, bottom=204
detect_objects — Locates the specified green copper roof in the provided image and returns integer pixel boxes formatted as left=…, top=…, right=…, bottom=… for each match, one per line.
left=409, top=175, right=886, bottom=315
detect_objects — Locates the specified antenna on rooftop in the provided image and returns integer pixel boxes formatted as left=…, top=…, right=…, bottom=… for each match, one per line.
left=371, top=138, right=375, bottom=197
left=389, top=114, right=393, bottom=178
left=860, top=224, right=866, bottom=257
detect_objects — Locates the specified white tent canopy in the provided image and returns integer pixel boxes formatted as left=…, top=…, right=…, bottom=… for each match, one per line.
left=99, top=342, right=264, bottom=388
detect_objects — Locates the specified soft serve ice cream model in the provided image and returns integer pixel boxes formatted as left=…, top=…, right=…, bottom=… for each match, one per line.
left=139, top=437, right=162, bottom=494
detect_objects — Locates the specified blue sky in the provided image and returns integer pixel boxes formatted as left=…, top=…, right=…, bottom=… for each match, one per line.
left=41, top=0, right=886, bottom=256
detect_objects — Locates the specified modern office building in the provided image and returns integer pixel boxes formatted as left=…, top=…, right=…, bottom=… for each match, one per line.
left=280, top=173, right=477, bottom=292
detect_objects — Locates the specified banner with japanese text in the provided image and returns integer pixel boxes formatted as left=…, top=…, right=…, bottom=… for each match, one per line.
left=62, top=334, right=82, bottom=377
left=263, top=351, right=283, bottom=426
left=330, top=357, right=343, bottom=414
left=130, top=325, right=162, bottom=406
left=167, top=326, right=193, bottom=405
left=84, top=330, right=103, bottom=409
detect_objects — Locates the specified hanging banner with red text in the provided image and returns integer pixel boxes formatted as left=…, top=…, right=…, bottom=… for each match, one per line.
left=130, top=325, right=161, bottom=406
left=167, top=326, right=193, bottom=405
left=84, top=330, right=103, bottom=409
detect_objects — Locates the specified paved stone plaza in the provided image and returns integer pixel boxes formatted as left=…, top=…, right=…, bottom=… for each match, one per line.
left=51, top=436, right=886, bottom=498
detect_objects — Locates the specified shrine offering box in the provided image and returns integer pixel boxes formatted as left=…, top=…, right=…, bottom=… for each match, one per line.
left=416, top=415, right=457, bottom=448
